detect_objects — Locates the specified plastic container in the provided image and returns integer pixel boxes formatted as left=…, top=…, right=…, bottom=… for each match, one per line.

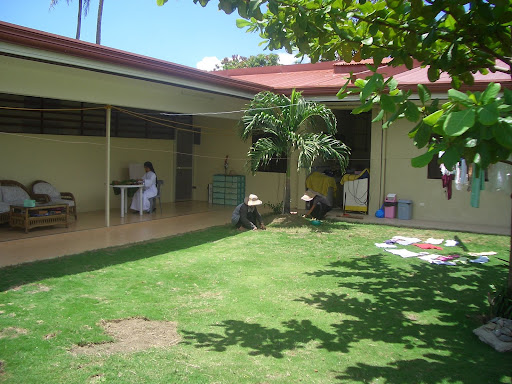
left=398, top=200, right=413, bottom=220
left=384, top=193, right=397, bottom=218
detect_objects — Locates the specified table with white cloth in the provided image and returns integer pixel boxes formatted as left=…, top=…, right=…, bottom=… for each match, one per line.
left=111, top=184, right=144, bottom=217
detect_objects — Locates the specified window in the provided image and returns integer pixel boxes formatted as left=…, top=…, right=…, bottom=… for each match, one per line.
left=0, top=93, right=196, bottom=141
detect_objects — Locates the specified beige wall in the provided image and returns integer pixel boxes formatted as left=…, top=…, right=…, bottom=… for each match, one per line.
left=370, top=115, right=511, bottom=228
left=193, top=116, right=306, bottom=210
left=0, top=133, right=174, bottom=212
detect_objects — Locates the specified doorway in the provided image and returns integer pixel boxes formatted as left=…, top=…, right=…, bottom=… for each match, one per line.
left=175, top=130, right=194, bottom=201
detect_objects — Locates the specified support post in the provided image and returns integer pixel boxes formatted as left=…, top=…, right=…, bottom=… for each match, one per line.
left=105, top=106, right=111, bottom=227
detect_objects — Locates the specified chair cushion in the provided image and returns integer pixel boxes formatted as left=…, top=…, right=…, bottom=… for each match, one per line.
left=0, top=202, right=9, bottom=213
left=51, top=198, right=75, bottom=207
left=1, top=186, right=30, bottom=203
left=33, top=182, right=61, bottom=200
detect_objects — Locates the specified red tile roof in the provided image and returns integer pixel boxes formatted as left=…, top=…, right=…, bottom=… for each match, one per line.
left=216, top=59, right=511, bottom=95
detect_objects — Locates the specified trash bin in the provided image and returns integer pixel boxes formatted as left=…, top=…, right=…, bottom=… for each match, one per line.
left=398, top=199, right=413, bottom=220
left=384, top=194, right=397, bottom=218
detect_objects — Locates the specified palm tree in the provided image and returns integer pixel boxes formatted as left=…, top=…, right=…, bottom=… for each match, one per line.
left=240, top=89, right=350, bottom=214
left=96, top=0, right=104, bottom=44
left=49, top=0, right=95, bottom=42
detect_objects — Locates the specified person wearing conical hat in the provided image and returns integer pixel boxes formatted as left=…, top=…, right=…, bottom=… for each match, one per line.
left=231, top=194, right=266, bottom=231
left=301, top=189, right=332, bottom=220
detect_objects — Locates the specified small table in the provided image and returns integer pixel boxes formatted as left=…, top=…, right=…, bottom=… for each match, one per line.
left=112, top=184, right=144, bottom=217
left=9, top=203, right=69, bottom=233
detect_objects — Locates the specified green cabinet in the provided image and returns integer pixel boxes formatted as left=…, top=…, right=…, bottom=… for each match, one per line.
left=212, top=174, right=245, bottom=206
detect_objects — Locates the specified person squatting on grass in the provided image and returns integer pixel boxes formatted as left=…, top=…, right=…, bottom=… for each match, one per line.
left=301, top=189, right=332, bottom=220
left=231, top=194, right=266, bottom=231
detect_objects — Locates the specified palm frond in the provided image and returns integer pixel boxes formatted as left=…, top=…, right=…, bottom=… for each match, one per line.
left=246, top=137, right=287, bottom=174
left=296, top=133, right=351, bottom=172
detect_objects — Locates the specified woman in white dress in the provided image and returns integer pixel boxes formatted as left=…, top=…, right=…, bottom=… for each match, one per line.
left=130, top=161, right=157, bottom=213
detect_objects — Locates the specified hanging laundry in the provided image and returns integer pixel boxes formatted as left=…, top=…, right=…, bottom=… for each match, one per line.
left=455, top=159, right=468, bottom=191
left=413, top=243, right=443, bottom=250
left=425, top=238, right=444, bottom=245
left=470, top=166, right=485, bottom=208
left=442, top=173, right=454, bottom=200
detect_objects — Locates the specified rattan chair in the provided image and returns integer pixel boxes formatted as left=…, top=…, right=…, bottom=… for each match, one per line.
left=31, top=180, right=78, bottom=219
left=0, top=180, right=45, bottom=224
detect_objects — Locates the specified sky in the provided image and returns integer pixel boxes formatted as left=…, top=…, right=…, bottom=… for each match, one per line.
left=0, top=0, right=300, bottom=70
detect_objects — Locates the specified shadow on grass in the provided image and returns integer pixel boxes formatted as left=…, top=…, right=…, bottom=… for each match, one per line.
left=0, top=225, right=240, bottom=292
left=182, top=254, right=510, bottom=383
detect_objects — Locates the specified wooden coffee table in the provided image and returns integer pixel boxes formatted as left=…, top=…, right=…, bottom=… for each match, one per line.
left=9, top=204, right=69, bottom=233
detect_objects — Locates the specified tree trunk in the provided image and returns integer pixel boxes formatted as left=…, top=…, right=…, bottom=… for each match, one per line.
left=96, top=0, right=104, bottom=45
left=283, top=150, right=291, bottom=214
left=75, top=0, right=83, bottom=40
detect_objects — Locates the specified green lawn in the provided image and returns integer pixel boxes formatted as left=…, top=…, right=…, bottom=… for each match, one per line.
left=0, top=217, right=510, bottom=384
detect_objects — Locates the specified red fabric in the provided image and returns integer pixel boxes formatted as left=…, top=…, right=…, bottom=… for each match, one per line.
left=442, top=174, right=454, bottom=200
left=413, top=243, right=443, bottom=250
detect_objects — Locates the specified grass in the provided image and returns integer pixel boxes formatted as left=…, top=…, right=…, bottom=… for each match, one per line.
left=0, top=216, right=510, bottom=384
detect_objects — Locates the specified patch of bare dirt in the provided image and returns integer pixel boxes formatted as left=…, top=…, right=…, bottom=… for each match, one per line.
left=70, top=317, right=181, bottom=356
left=0, top=327, right=29, bottom=339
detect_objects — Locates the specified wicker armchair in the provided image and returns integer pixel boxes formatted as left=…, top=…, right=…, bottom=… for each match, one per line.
left=0, top=180, right=47, bottom=224
left=30, top=180, right=77, bottom=219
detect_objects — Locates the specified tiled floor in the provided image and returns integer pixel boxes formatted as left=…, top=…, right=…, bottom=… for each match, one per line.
left=0, top=202, right=509, bottom=268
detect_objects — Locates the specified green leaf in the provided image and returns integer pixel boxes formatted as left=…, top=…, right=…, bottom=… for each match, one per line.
left=361, top=36, right=373, bottom=45
left=361, top=75, right=379, bottom=100
left=443, top=109, right=476, bottom=136
left=448, top=89, right=471, bottom=104
left=440, top=147, right=460, bottom=169
left=503, top=88, right=512, bottom=105
left=352, top=99, right=374, bottom=114
left=372, top=109, right=385, bottom=123
left=156, top=0, right=168, bottom=5
left=411, top=150, right=435, bottom=168
left=236, top=19, right=252, bottom=28
left=412, top=122, right=432, bottom=149
left=427, top=66, right=440, bottom=82
left=405, top=101, right=420, bottom=122
left=492, top=122, right=512, bottom=150
left=478, top=102, right=499, bottom=126
left=380, top=94, right=396, bottom=113
left=423, top=110, right=443, bottom=126
left=417, top=84, right=431, bottom=105
left=336, top=79, right=351, bottom=100
left=481, top=82, right=501, bottom=104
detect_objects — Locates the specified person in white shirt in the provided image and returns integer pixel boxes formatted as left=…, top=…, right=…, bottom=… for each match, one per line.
left=130, top=161, right=157, bottom=213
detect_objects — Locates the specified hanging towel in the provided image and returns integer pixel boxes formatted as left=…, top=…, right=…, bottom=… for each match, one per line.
left=470, top=166, right=485, bottom=208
